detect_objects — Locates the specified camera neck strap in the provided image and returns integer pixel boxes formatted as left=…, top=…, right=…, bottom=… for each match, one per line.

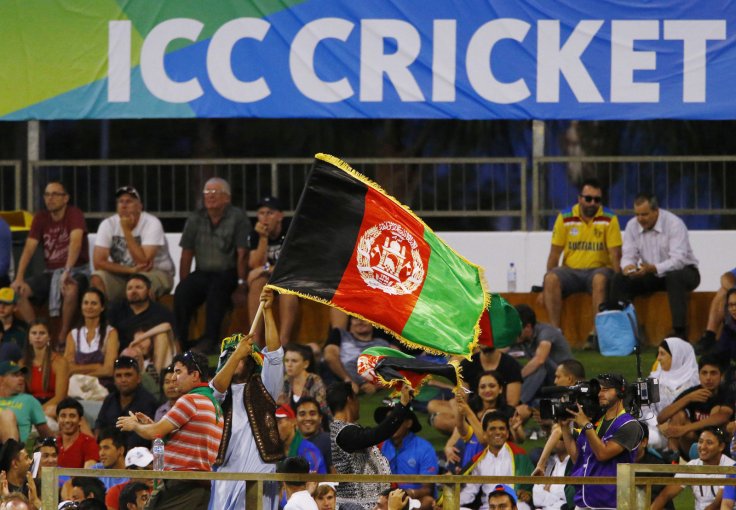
left=595, top=406, right=626, bottom=436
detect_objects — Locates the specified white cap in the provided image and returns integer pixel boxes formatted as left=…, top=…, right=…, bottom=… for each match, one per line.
left=125, top=447, right=154, bottom=468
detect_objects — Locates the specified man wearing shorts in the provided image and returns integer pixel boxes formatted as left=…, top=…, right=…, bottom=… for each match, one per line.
left=91, top=186, right=174, bottom=301
left=542, top=179, right=622, bottom=341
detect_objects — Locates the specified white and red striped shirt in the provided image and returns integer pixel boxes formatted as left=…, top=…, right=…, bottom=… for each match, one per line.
left=164, top=393, right=223, bottom=471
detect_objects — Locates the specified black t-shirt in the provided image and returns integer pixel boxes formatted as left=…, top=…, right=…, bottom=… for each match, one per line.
left=108, top=301, right=175, bottom=351
left=247, top=218, right=291, bottom=266
left=459, top=352, right=523, bottom=391
left=674, top=384, right=735, bottom=422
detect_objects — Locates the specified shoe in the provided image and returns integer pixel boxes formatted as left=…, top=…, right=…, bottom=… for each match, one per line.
left=694, top=331, right=716, bottom=355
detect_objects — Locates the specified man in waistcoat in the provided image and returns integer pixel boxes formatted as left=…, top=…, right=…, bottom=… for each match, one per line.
left=560, top=373, right=643, bottom=510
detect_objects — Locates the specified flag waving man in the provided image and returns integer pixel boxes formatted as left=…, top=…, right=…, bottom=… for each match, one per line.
left=267, top=154, right=489, bottom=359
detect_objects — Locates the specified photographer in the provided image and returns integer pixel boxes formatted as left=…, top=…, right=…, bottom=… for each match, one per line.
left=559, top=373, right=643, bottom=510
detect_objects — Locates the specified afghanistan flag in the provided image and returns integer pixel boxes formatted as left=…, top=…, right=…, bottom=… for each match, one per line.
left=357, top=347, right=462, bottom=392
left=267, top=154, right=489, bottom=358
left=477, top=293, right=523, bottom=349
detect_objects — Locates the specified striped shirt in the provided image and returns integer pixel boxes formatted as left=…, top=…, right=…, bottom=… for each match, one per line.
left=164, top=393, right=223, bottom=471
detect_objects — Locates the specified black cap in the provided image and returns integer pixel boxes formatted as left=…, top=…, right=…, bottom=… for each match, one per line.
left=115, top=186, right=141, bottom=200
left=256, top=196, right=283, bottom=211
left=374, top=404, right=421, bottom=433
left=597, top=373, right=626, bottom=390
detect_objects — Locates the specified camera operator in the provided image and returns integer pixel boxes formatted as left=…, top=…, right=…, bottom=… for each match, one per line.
left=559, top=373, right=643, bottom=510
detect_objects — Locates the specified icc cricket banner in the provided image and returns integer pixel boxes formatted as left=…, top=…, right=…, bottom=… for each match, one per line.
left=1, top=0, right=736, bottom=120
left=267, top=154, right=489, bottom=358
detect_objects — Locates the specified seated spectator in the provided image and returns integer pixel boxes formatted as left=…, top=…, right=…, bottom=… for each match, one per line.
left=0, top=438, right=33, bottom=496
left=118, top=481, right=151, bottom=510
left=375, top=404, right=438, bottom=510
left=651, top=427, right=734, bottom=510
left=458, top=411, right=533, bottom=510
left=0, top=360, right=52, bottom=442
left=275, top=404, right=327, bottom=474
left=0, top=288, right=28, bottom=351
left=70, top=477, right=106, bottom=504
left=0, top=493, right=31, bottom=510
left=531, top=434, right=573, bottom=510
left=512, top=304, right=572, bottom=405
left=21, top=319, right=69, bottom=423
left=644, top=337, right=700, bottom=450
left=609, top=193, right=700, bottom=340
left=247, top=196, right=298, bottom=346
left=32, top=436, right=60, bottom=498
left=174, top=177, right=250, bottom=353
left=634, top=423, right=675, bottom=510
left=78, top=500, right=107, bottom=510
left=11, top=181, right=90, bottom=348
left=279, top=343, right=330, bottom=419
left=95, top=355, right=158, bottom=451
left=541, top=179, right=622, bottom=343
left=91, top=186, right=174, bottom=302
left=313, top=484, right=336, bottom=510
left=698, top=269, right=736, bottom=354
left=108, top=274, right=176, bottom=374
left=154, top=364, right=179, bottom=422
left=444, top=371, right=518, bottom=472
left=118, top=346, right=160, bottom=402
left=323, top=317, right=390, bottom=395
left=428, top=345, right=522, bottom=434
left=713, top=288, right=736, bottom=362
left=105, top=448, right=154, bottom=510
left=64, top=288, right=119, bottom=385
left=487, top=485, right=519, bottom=510
left=56, top=397, right=99, bottom=468
left=90, top=428, right=129, bottom=490
left=295, top=397, right=333, bottom=473
left=657, top=354, right=734, bottom=458
left=0, top=217, right=10, bottom=288
left=276, top=456, right=318, bottom=510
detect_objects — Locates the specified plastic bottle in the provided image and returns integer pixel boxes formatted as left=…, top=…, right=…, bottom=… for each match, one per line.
left=507, top=262, right=517, bottom=292
left=153, top=436, right=165, bottom=471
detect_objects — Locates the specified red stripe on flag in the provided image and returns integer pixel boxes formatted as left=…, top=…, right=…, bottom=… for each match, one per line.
left=332, top=187, right=431, bottom=334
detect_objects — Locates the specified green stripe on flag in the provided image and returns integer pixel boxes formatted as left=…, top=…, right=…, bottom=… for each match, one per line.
left=401, top=229, right=486, bottom=357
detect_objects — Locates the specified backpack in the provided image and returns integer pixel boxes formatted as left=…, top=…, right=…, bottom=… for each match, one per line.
left=595, top=301, right=638, bottom=356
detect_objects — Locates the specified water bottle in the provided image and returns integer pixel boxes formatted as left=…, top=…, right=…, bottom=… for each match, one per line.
left=152, top=436, right=165, bottom=488
left=507, top=262, right=517, bottom=292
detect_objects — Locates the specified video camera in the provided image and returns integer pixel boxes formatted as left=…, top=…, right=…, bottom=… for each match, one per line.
left=539, top=347, right=659, bottom=421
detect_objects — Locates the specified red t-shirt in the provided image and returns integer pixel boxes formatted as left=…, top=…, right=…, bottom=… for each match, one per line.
left=105, top=482, right=125, bottom=510
left=28, top=206, right=89, bottom=269
left=57, top=432, right=99, bottom=468
left=164, top=391, right=223, bottom=471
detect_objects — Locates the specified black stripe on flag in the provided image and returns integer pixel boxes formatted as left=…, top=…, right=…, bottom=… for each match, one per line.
left=268, top=158, right=368, bottom=301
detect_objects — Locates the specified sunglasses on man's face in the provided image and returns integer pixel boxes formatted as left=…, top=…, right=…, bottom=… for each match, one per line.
left=580, top=194, right=602, bottom=204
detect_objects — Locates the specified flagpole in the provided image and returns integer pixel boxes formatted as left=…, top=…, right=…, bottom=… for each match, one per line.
left=248, top=300, right=265, bottom=335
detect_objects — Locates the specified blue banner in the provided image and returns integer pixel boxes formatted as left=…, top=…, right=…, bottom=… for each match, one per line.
left=2, top=0, right=735, bottom=120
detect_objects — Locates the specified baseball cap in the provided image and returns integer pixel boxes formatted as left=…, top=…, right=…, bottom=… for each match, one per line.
left=488, top=484, right=517, bottom=505
left=0, top=360, right=27, bottom=376
left=256, top=196, right=283, bottom=211
left=597, top=373, right=626, bottom=389
left=0, top=287, right=17, bottom=305
left=125, top=447, right=153, bottom=468
left=115, top=185, right=141, bottom=201
left=275, top=404, right=296, bottom=420
left=0, top=343, right=22, bottom=362
left=374, top=405, right=421, bottom=433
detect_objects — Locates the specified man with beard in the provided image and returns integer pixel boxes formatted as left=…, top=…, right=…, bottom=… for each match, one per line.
left=458, top=412, right=533, bottom=510
left=209, top=288, right=284, bottom=510
left=560, top=373, right=643, bottom=510
left=295, top=396, right=333, bottom=472
left=651, top=427, right=734, bottom=510
left=541, top=179, right=622, bottom=343
left=95, top=355, right=158, bottom=450
left=108, top=274, right=176, bottom=374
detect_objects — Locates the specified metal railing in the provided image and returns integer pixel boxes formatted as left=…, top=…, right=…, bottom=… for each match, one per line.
left=26, top=157, right=528, bottom=229
left=0, top=155, right=733, bottom=230
left=41, top=464, right=736, bottom=509
left=532, top=155, right=736, bottom=230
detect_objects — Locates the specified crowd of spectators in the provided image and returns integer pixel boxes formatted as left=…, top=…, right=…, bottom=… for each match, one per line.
left=1, top=177, right=736, bottom=510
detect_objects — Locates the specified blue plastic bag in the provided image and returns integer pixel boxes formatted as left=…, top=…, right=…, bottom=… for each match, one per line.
left=595, top=304, right=638, bottom=356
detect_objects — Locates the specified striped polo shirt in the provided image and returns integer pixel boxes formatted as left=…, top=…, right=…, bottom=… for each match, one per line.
left=164, top=392, right=223, bottom=471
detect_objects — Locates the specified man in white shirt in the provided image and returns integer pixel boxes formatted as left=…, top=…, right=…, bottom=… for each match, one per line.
left=277, top=456, right=318, bottom=510
left=91, top=186, right=175, bottom=302
left=609, top=193, right=700, bottom=339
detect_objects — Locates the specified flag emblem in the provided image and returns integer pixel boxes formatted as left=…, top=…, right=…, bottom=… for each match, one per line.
left=357, top=221, right=425, bottom=296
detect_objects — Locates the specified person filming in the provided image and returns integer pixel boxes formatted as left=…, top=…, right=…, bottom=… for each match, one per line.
left=559, top=373, right=643, bottom=510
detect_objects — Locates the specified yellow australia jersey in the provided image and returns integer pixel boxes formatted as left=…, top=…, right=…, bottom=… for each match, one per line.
left=550, top=204, right=622, bottom=269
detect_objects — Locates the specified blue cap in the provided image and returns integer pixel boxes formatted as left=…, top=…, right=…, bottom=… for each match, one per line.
left=488, top=484, right=517, bottom=505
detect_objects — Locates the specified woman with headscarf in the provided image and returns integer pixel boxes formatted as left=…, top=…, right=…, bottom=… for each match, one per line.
left=646, top=337, right=700, bottom=450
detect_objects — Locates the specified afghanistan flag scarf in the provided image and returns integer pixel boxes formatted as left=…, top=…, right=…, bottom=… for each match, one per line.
left=267, top=154, right=489, bottom=358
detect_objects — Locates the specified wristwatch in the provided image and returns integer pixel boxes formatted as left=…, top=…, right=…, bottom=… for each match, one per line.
left=583, top=422, right=594, bottom=432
